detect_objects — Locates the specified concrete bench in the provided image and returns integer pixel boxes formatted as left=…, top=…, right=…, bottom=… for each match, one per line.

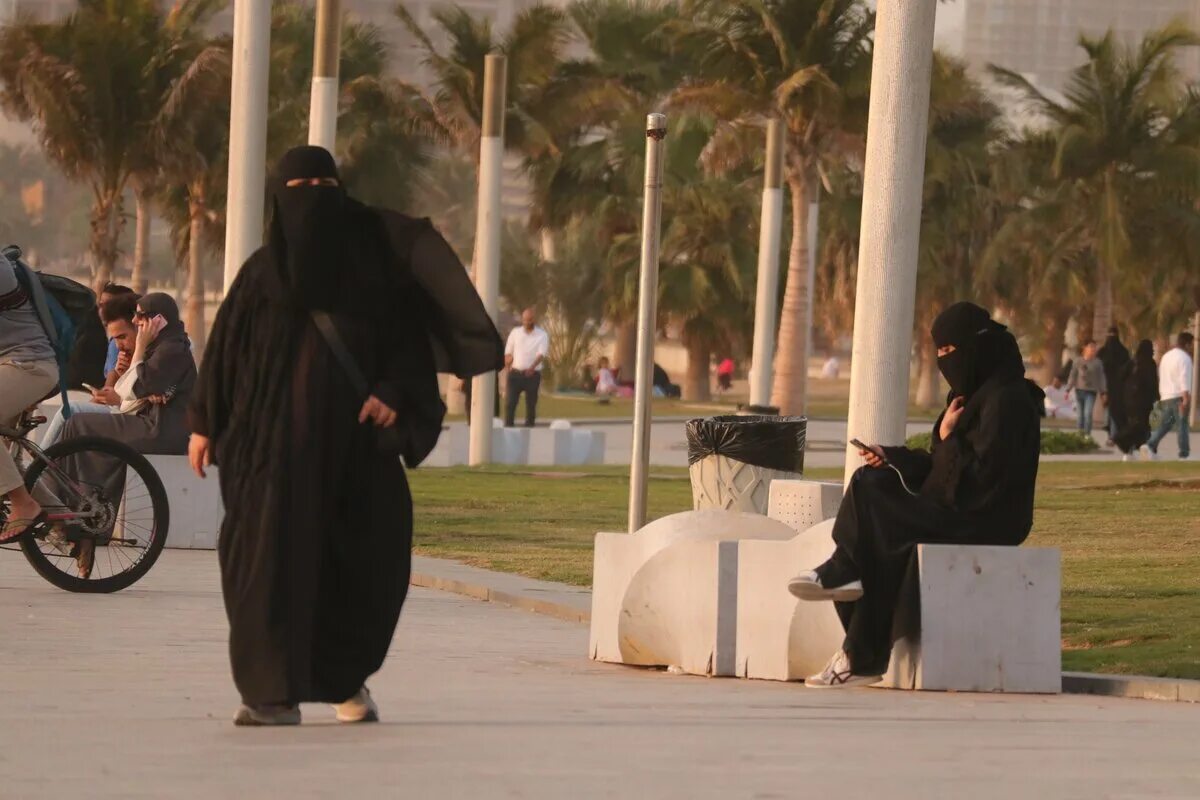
left=766, top=479, right=843, bottom=532
left=422, top=421, right=605, bottom=467
left=589, top=509, right=798, bottom=677
left=880, top=544, right=1061, bottom=694
left=145, top=455, right=222, bottom=550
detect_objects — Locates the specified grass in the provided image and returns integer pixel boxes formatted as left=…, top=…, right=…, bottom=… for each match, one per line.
left=409, top=460, right=1200, bottom=680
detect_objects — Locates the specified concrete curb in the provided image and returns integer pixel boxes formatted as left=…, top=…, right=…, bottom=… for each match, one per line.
left=411, top=558, right=1197, bottom=704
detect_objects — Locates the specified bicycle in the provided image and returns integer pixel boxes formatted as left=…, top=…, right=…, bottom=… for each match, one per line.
left=0, top=410, right=169, bottom=592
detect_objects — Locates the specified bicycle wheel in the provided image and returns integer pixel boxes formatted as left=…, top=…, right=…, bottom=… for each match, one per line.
left=19, top=436, right=170, bottom=593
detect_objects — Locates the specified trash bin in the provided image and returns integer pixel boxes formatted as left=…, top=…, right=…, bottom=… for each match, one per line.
left=685, top=415, right=807, bottom=514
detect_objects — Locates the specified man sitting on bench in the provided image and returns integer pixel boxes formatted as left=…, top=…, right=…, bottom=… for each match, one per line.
left=787, top=302, right=1044, bottom=688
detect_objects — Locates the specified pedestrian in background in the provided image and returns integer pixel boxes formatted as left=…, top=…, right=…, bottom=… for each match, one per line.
left=1113, top=339, right=1159, bottom=460
left=1097, top=325, right=1130, bottom=445
left=504, top=307, right=549, bottom=427
left=1067, top=340, right=1106, bottom=435
left=1147, top=331, right=1194, bottom=460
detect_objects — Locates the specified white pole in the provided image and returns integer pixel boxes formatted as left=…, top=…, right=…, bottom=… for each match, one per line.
left=843, top=0, right=938, bottom=485
left=805, top=198, right=819, bottom=395
left=628, top=113, right=668, bottom=533
left=308, top=0, right=341, bottom=151
left=1191, top=311, right=1199, bottom=428
left=749, top=119, right=785, bottom=411
left=222, top=0, right=271, bottom=292
left=468, top=54, right=507, bottom=466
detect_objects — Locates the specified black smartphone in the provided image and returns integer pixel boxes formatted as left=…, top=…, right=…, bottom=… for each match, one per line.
left=849, top=438, right=869, bottom=451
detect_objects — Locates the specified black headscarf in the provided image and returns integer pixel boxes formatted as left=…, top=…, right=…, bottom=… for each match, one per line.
left=1132, top=339, right=1155, bottom=376
left=268, top=146, right=347, bottom=310
left=931, top=302, right=1023, bottom=399
left=137, top=292, right=187, bottom=356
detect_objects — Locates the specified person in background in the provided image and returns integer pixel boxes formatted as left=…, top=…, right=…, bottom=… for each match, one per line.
left=653, top=363, right=681, bottom=399
left=504, top=307, right=550, bottom=427
left=99, top=283, right=137, bottom=387
left=1147, top=331, right=1194, bottom=461
left=595, top=356, right=618, bottom=397
left=39, top=293, right=140, bottom=448
left=1066, top=340, right=1106, bottom=435
left=1042, top=369, right=1077, bottom=420
left=716, top=357, right=735, bottom=392
left=0, top=250, right=59, bottom=543
left=821, top=353, right=841, bottom=380
left=1113, top=340, right=1159, bottom=461
left=1097, top=325, right=1131, bottom=445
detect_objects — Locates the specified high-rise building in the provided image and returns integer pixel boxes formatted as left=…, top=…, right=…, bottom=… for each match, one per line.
left=962, top=0, right=1200, bottom=91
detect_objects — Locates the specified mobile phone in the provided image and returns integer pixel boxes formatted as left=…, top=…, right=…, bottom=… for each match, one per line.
left=81, top=382, right=99, bottom=393
left=849, top=438, right=869, bottom=451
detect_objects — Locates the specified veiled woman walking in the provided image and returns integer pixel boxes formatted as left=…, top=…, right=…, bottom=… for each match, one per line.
left=189, top=146, right=502, bottom=725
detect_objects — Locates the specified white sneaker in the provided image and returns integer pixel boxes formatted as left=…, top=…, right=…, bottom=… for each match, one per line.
left=333, top=686, right=379, bottom=723
left=787, top=570, right=864, bottom=602
left=805, top=650, right=882, bottom=689
left=1122, top=453, right=1133, bottom=462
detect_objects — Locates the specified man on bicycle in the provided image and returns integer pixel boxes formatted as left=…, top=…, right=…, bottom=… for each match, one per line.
left=0, top=248, right=58, bottom=543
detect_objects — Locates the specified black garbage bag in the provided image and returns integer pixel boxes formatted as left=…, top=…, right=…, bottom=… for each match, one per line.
left=685, top=415, right=807, bottom=472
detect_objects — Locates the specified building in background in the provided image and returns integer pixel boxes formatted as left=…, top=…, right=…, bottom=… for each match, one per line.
left=962, top=0, right=1200, bottom=91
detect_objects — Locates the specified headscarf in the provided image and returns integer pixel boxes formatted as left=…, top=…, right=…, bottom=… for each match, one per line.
left=137, top=292, right=187, bottom=356
left=268, top=146, right=347, bottom=310
left=1132, top=339, right=1155, bottom=376
left=931, top=301, right=1023, bottom=398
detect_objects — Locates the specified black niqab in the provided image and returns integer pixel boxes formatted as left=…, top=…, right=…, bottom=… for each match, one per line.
left=930, top=302, right=1021, bottom=398
left=269, top=146, right=347, bottom=310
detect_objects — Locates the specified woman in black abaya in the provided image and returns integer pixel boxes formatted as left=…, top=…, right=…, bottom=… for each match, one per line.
left=1113, top=340, right=1159, bottom=458
left=787, top=302, right=1044, bottom=688
left=189, top=146, right=501, bottom=725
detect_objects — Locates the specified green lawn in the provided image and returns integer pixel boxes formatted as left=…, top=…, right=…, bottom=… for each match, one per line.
left=408, top=461, right=1200, bottom=680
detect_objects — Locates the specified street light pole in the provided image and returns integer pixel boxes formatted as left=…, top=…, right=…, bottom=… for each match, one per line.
left=628, top=113, right=668, bottom=533
left=749, top=119, right=785, bottom=411
left=308, top=0, right=341, bottom=152
left=843, top=0, right=938, bottom=485
left=1191, top=311, right=1199, bottom=427
left=468, top=54, right=507, bottom=466
left=222, top=0, right=271, bottom=292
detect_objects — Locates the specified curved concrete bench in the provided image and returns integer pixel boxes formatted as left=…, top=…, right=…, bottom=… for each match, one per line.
left=422, top=421, right=605, bottom=467
left=589, top=510, right=798, bottom=677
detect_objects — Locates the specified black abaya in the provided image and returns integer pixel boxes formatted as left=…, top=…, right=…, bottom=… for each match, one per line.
left=1113, top=346, right=1159, bottom=454
left=191, top=195, right=499, bottom=705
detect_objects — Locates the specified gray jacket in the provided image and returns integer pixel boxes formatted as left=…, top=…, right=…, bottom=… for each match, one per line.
left=0, top=253, right=55, bottom=364
left=1068, top=356, right=1107, bottom=394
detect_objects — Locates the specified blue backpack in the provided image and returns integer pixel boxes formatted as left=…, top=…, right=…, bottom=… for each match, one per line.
left=5, top=245, right=97, bottom=417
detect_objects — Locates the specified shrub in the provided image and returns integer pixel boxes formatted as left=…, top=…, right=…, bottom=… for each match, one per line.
left=904, top=430, right=1099, bottom=455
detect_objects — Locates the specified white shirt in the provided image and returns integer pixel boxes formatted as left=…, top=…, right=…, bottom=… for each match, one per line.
left=596, top=367, right=617, bottom=395
left=113, top=357, right=149, bottom=414
left=505, top=325, right=550, bottom=372
left=1042, top=383, right=1076, bottom=420
left=1159, top=347, right=1194, bottom=401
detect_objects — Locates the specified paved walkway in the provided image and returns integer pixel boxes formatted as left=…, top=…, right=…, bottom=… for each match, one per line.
left=1, top=551, right=1197, bottom=798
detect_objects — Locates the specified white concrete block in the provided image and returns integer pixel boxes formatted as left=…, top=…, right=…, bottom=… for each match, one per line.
left=881, top=544, right=1062, bottom=694
left=146, top=455, right=222, bottom=550
left=767, top=480, right=843, bottom=532
left=736, top=519, right=846, bottom=682
left=690, top=455, right=801, bottom=514
left=589, top=510, right=797, bottom=676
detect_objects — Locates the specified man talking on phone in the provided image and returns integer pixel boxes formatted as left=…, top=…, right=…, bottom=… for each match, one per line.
left=787, top=302, right=1044, bottom=689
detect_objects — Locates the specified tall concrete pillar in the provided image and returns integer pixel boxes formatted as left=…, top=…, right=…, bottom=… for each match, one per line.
left=222, top=0, right=271, bottom=291
left=308, top=0, right=341, bottom=152
left=749, top=119, right=785, bottom=410
left=468, top=55, right=507, bottom=466
left=843, top=0, right=938, bottom=485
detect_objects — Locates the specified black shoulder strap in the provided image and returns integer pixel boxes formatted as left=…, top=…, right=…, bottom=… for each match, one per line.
left=311, top=310, right=369, bottom=400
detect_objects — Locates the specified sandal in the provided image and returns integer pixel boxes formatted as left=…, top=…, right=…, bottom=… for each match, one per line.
left=0, top=511, right=47, bottom=544
left=75, top=538, right=95, bottom=579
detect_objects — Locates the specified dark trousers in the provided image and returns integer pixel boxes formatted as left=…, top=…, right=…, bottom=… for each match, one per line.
left=505, top=371, right=541, bottom=427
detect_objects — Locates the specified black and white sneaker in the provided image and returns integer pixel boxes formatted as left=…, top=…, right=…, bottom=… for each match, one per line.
left=805, top=650, right=882, bottom=689
left=787, top=570, right=864, bottom=602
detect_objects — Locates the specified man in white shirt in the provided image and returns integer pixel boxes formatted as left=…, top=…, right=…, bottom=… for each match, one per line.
left=504, top=307, right=550, bottom=427
left=1147, top=331, right=1193, bottom=460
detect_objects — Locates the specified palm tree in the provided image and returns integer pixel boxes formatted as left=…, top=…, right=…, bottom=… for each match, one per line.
left=0, top=0, right=186, bottom=290
left=669, top=0, right=874, bottom=415
left=990, top=23, right=1200, bottom=336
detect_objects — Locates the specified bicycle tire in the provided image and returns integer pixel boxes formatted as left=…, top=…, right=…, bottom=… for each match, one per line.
left=19, top=436, right=170, bottom=593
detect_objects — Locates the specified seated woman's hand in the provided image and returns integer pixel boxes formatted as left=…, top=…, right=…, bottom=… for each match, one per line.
left=358, top=395, right=397, bottom=428
left=859, top=444, right=886, bottom=468
left=939, top=396, right=966, bottom=441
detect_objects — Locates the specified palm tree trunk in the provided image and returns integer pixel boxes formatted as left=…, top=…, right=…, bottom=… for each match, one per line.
left=914, top=335, right=941, bottom=409
left=769, top=173, right=813, bottom=415
left=90, top=190, right=123, bottom=294
left=1039, top=310, right=1068, bottom=386
left=539, top=228, right=558, bottom=263
left=185, top=192, right=206, bottom=357
left=1092, top=263, right=1113, bottom=340
left=131, top=187, right=151, bottom=294
left=614, top=320, right=638, bottom=383
left=683, top=335, right=712, bottom=403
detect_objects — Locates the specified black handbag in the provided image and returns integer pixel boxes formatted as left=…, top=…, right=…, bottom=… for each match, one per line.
left=311, top=310, right=431, bottom=463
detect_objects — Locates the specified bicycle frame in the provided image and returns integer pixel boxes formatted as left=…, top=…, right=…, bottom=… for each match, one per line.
left=0, top=423, right=96, bottom=526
